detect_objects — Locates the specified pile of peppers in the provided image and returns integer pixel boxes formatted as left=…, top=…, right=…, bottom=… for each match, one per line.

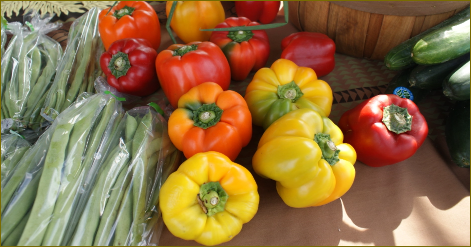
left=92, top=1, right=431, bottom=246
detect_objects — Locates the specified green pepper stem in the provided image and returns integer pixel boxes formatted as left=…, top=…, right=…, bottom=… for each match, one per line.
left=173, top=44, right=198, bottom=56
left=108, top=52, right=131, bottom=79
left=197, top=182, right=228, bottom=217
left=382, top=104, right=412, bottom=134
left=113, top=5, right=135, bottom=19
left=277, top=81, right=304, bottom=102
left=314, top=133, right=340, bottom=166
left=227, top=30, right=254, bottom=42
left=192, top=103, right=223, bottom=129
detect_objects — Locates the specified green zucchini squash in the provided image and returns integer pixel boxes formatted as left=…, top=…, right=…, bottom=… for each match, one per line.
left=412, top=17, right=470, bottom=65
left=445, top=100, right=470, bottom=168
left=384, top=6, right=470, bottom=70
left=409, top=53, right=470, bottom=89
left=385, top=67, right=429, bottom=102
left=443, top=60, right=470, bottom=100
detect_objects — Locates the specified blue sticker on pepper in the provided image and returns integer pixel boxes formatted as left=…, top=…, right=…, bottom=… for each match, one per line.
left=393, top=87, right=414, bottom=101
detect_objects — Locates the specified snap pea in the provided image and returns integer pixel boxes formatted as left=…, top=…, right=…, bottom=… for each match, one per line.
left=1, top=145, right=29, bottom=181
left=27, top=90, right=49, bottom=130
left=1, top=210, right=31, bottom=246
left=125, top=113, right=138, bottom=143
left=113, top=181, right=133, bottom=246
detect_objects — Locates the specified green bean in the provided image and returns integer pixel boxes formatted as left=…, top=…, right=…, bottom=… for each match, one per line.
left=28, top=91, right=49, bottom=130
left=94, top=166, right=132, bottom=246
left=113, top=181, right=133, bottom=246
left=125, top=113, right=138, bottom=143
left=17, top=33, right=40, bottom=118
left=1, top=146, right=29, bottom=181
left=1, top=210, right=31, bottom=246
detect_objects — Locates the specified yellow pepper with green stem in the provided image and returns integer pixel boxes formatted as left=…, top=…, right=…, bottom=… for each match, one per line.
left=252, top=108, right=356, bottom=208
left=159, top=151, right=259, bottom=246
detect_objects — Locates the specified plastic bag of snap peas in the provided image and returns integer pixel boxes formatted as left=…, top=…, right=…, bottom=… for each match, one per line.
left=1, top=131, right=32, bottom=183
left=1, top=93, right=125, bottom=246
left=41, top=7, right=105, bottom=125
left=1, top=10, right=63, bottom=133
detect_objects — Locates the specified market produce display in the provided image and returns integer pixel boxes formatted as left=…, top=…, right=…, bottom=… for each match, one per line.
left=235, top=1, right=281, bottom=24
left=168, top=82, right=252, bottom=161
left=210, top=17, right=270, bottom=81
left=98, top=1, right=161, bottom=51
left=245, top=58, right=333, bottom=129
left=159, top=151, right=259, bottom=246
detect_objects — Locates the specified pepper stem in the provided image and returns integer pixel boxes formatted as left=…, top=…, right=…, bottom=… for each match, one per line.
left=173, top=44, right=198, bottom=56
left=197, top=182, right=228, bottom=217
left=277, top=81, right=304, bottom=102
left=113, top=5, right=135, bottom=19
left=314, top=133, right=340, bottom=166
left=227, top=30, right=254, bottom=42
left=382, top=104, right=412, bottom=134
left=192, top=103, right=223, bottom=129
left=108, top=52, right=131, bottom=79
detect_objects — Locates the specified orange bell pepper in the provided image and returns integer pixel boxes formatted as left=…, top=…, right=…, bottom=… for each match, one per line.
left=168, top=82, right=252, bottom=161
left=99, top=1, right=161, bottom=51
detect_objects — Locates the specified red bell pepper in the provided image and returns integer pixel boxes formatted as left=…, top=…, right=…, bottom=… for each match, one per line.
left=100, top=38, right=159, bottom=97
left=155, top=41, right=231, bottom=109
left=235, top=1, right=281, bottom=24
left=281, top=32, right=336, bottom=77
left=210, top=17, right=270, bottom=81
left=338, top=94, right=428, bottom=167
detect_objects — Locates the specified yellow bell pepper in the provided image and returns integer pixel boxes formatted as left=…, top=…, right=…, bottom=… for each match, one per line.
left=166, top=1, right=226, bottom=44
left=159, top=151, right=259, bottom=246
left=245, top=58, right=333, bottom=129
left=252, top=108, right=356, bottom=208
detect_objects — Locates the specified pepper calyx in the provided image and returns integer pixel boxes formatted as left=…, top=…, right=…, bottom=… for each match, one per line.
left=197, top=181, right=228, bottom=217
left=108, top=52, right=131, bottom=79
left=382, top=104, right=412, bottom=134
left=277, top=81, right=304, bottom=102
left=314, top=133, right=340, bottom=166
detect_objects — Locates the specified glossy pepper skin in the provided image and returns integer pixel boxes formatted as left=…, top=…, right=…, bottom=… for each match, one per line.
left=100, top=38, right=159, bottom=96
left=160, top=151, right=259, bottom=246
left=245, top=58, right=333, bottom=129
left=338, top=94, right=429, bottom=167
left=168, top=82, right=252, bottom=161
left=156, top=41, right=231, bottom=109
left=235, top=1, right=281, bottom=24
left=210, top=17, right=270, bottom=81
left=253, top=108, right=356, bottom=208
left=99, top=1, right=161, bottom=51
left=281, top=32, right=336, bottom=77
left=166, top=1, right=225, bottom=44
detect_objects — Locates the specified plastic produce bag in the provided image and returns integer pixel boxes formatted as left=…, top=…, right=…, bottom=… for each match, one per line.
left=1, top=93, right=124, bottom=246
left=1, top=10, right=63, bottom=133
left=1, top=16, right=8, bottom=57
left=1, top=131, right=32, bottom=183
left=41, top=7, right=105, bottom=123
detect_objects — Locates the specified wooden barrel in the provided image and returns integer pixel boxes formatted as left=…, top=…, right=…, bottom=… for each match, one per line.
left=289, top=1, right=470, bottom=60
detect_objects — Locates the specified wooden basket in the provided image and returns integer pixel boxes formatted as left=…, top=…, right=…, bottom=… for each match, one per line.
left=289, top=1, right=470, bottom=60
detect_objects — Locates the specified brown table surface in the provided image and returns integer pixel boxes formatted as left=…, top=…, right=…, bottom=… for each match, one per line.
left=154, top=15, right=470, bottom=246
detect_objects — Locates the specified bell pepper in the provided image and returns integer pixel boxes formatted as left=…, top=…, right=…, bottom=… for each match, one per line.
left=338, top=94, right=429, bottom=167
left=155, top=41, right=231, bottom=109
left=100, top=38, right=159, bottom=97
left=160, top=151, right=259, bottom=246
left=209, top=17, right=270, bottom=81
left=281, top=32, right=336, bottom=77
left=252, top=108, right=356, bottom=208
left=168, top=82, right=252, bottom=161
left=235, top=1, right=281, bottom=24
left=166, top=1, right=226, bottom=44
left=99, top=1, right=161, bottom=51
left=244, top=58, right=333, bottom=129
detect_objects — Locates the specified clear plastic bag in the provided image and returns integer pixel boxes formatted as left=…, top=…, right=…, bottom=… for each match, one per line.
left=1, top=93, right=124, bottom=246
left=1, top=131, right=32, bottom=183
left=41, top=7, right=105, bottom=123
left=1, top=10, right=63, bottom=133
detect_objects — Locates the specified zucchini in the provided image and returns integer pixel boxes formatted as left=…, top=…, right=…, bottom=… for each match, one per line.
left=412, top=18, right=470, bottom=65
left=443, top=60, right=470, bottom=100
left=445, top=100, right=470, bottom=168
left=384, top=6, right=470, bottom=70
left=409, top=53, right=470, bottom=89
left=385, top=67, right=429, bottom=103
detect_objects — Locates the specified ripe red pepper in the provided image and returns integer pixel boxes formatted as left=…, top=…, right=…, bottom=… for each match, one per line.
left=281, top=32, right=336, bottom=77
left=155, top=41, right=231, bottom=109
left=338, top=94, right=429, bottom=167
left=210, top=17, right=270, bottom=81
left=100, top=38, right=159, bottom=97
left=235, top=1, right=281, bottom=24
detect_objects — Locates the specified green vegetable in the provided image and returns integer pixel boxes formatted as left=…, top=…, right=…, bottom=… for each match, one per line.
left=384, top=6, right=470, bottom=70
left=1, top=210, right=31, bottom=246
left=113, top=182, right=133, bottom=246
left=385, top=67, right=429, bottom=103
left=445, top=100, right=470, bottom=168
left=443, top=61, right=470, bottom=100
left=1, top=146, right=29, bottom=181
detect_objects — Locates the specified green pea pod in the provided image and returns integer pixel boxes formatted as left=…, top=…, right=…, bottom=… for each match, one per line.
left=1, top=210, right=31, bottom=246
left=1, top=145, right=29, bottom=181
left=113, top=181, right=134, bottom=246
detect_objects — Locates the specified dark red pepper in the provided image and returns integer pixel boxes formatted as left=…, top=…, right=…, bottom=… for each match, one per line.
left=281, top=32, right=336, bottom=77
left=338, top=94, right=429, bottom=167
left=100, top=38, right=159, bottom=96
left=235, top=1, right=281, bottom=24
left=210, top=17, right=270, bottom=81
